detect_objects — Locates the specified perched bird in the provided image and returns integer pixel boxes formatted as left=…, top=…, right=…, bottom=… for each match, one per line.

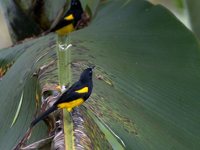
left=30, top=67, right=94, bottom=127
left=50, top=0, right=83, bottom=35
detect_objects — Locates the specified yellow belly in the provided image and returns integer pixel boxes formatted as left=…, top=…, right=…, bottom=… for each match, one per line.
left=56, top=23, right=74, bottom=36
left=57, top=98, right=84, bottom=112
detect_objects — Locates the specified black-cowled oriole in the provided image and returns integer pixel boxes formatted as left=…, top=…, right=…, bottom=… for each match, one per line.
left=50, top=0, right=83, bottom=35
left=30, top=67, right=93, bottom=127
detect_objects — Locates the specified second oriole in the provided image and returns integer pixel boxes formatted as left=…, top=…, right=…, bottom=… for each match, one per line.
left=50, top=0, right=83, bottom=35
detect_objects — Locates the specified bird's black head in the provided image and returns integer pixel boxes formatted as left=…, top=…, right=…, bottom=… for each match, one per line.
left=70, top=0, right=82, bottom=10
left=80, top=67, right=94, bottom=83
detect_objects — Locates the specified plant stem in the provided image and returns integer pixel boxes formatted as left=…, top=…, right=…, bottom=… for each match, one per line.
left=56, top=35, right=73, bottom=150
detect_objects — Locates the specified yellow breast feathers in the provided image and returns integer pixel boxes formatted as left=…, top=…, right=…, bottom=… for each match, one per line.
left=75, top=87, right=89, bottom=94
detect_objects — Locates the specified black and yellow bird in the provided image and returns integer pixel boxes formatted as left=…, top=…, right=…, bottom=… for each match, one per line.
left=50, top=0, right=83, bottom=35
left=30, top=67, right=93, bottom=127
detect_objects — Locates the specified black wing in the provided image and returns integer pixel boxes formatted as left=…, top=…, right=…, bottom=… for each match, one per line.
left=54, top=81, right=86, bottom=105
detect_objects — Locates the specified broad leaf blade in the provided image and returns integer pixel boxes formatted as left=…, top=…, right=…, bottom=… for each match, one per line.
left=69, top=0, right=200, bottom=149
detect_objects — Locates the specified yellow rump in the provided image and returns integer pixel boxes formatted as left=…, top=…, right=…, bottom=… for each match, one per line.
left=56, top=23, right=74, bottom=35
left=57, top=98, right=84, bottom=112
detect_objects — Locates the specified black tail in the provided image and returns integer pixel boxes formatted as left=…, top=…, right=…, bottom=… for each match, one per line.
left=30, top=105, right=57, bottom=127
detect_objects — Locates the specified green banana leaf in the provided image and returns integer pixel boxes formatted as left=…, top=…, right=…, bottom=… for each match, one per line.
left=69, top=1, right=200, bottom=149
left=0, top=0, right=200, bottom=149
